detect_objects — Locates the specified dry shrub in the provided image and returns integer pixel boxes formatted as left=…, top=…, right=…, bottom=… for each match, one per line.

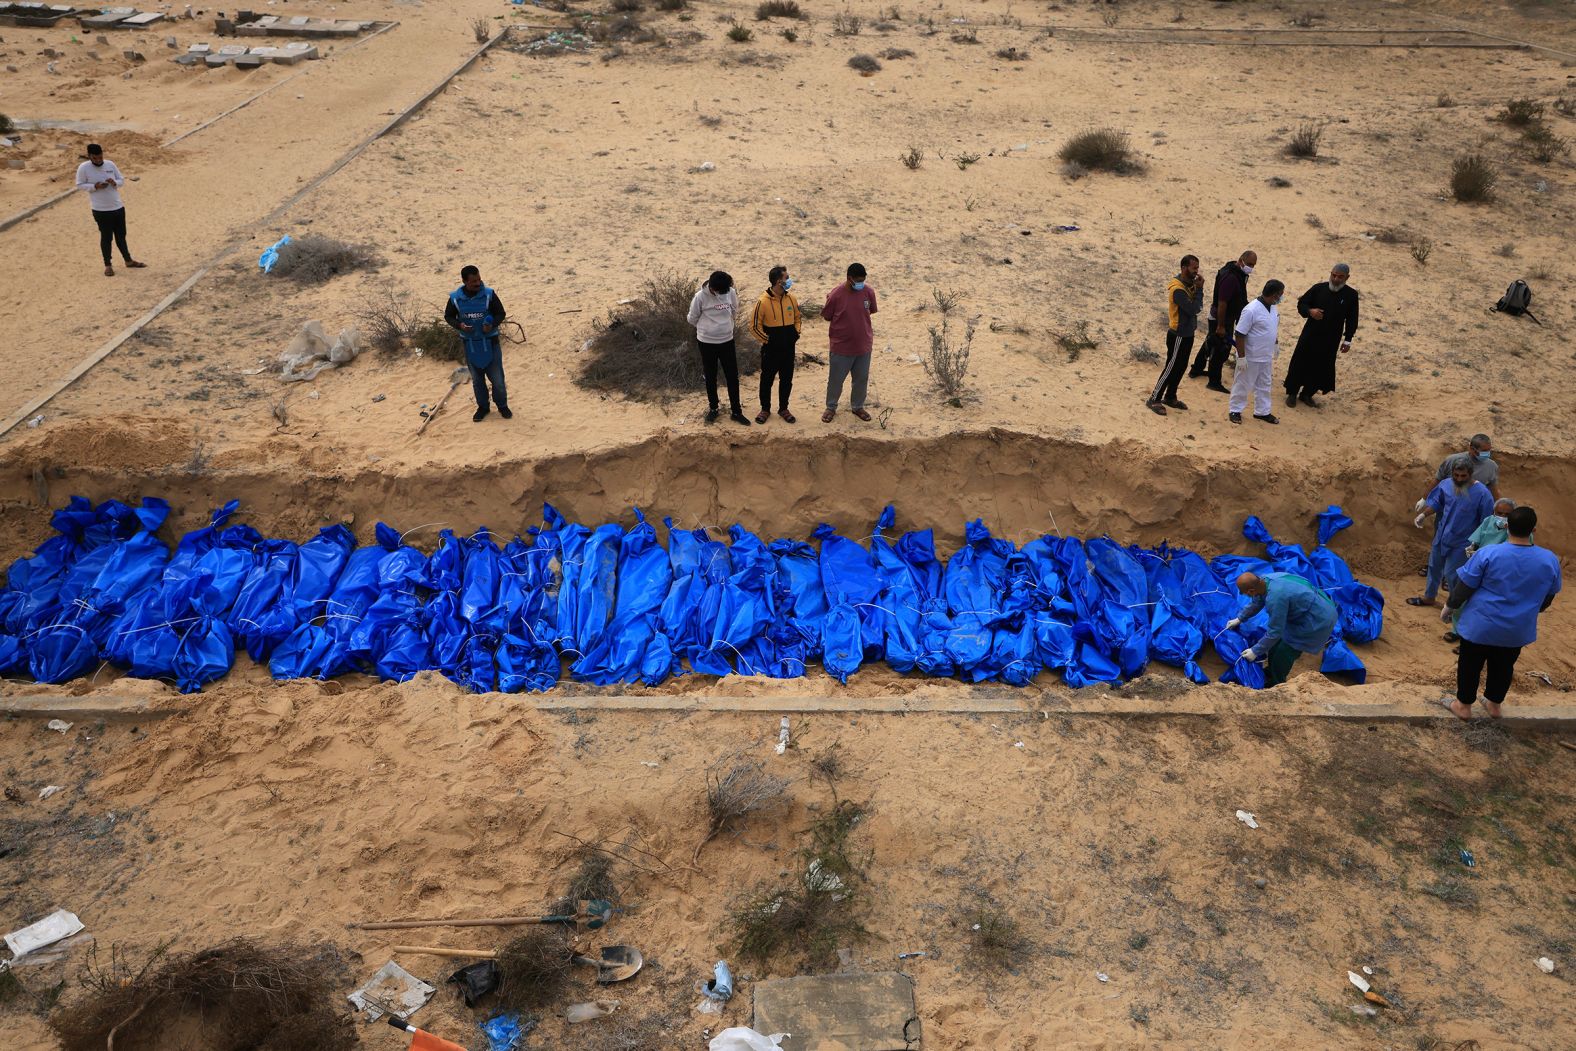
left=1410, top=238, right=1434, bottom=266
left=0, top=112, right=14, bottom=135
left=355, top=287, right=463, bottom=361
left=727, top=21, right=754, bottom=41
left=268, top=233, right=380, bottom=283
left=610, top=0, right=644, bottom=10
left=587, top=14, right=658, bottom=43
left=727, top=801, right=871, bottom=970
left=1056, top=320, right=1098, bottom=361
left=470, top=16, right=490, bottom=43
left=1450, top=151, right=1498, bottom=203
left=964, top=895, right=1029, bottom=970
left=657, top=0, right=686, bottom=8
left=495, top=927, right=574, bottom=1012
left=995, top=46, right=1028, bottom=60
left=1495, top=97, right=1544, bottom=127
left=563, top=845, right=619, bottom=904
left=755, top=0, right=804, bottom=18
left=926, top=313, right=978, bottom=405
left=696, top=757, right=790, bottom=862
left=1285, top=122, right=1322, bottom=158
left=950, top=25, right=979, bottom=43
left=880, top=46, right=915, bottom=59
left=1521, top=122, right=1570, bottom=163
left=576, top=272, right=757, bottom=401
left=848, top=53, right=881, bottom=72
left=1058, top=128, right=1142, bottom=174
left=831, top=12, right=862, bottom=35
left=900, top=145, right=923, bottom=170
left=49, top=940, right=356, bottom=1051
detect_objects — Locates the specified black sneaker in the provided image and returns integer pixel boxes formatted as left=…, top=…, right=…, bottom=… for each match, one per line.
left=473, top=407, right=488, bottom=422
left=1299, top=394, right=1321, bottom=409
left=729, top=411, right=752, bottom=426
left=1285, top=393, right=1297, bottom=408
left=704, top=407, right=720, bottom=424
left=1206, top=382, right=1230, bottom=393
left=1229, top=412, right=1242, bottom=424
left=1254, top=413, right=1280, bottom=425
left=498, top=405, right=513, bottom=419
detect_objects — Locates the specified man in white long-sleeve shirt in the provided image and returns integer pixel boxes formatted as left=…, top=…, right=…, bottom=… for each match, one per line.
left=1229, top=279, right=1284, bottom=426
left=75, top=144, right=146, bottom=277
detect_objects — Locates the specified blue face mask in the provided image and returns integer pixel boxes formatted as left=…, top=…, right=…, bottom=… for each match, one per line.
left=782, top=278, right=793, bottom=291
left=1471, top=450, right=1490, bottom=461
left=852, top=281, right=866, bottom=291
left=1492, top=515, right=1508, bottom=528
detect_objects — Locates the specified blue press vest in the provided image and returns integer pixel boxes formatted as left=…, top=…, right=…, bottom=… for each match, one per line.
left=450, top=285, right=499, bottom=368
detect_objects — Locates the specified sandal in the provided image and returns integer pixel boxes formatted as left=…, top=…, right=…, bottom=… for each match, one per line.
left=1438, top=696, right=1472, bottom=722
left=852, top=408, right=872, bottom=421
left=1442, top=631, right=1459, bottom=643
left=778, top=408, right=796, bottom=424
left=126, top=260, right=147, bottom=269
left=755, top=409, right=770, bottom=424
left=1405, top=597, right=1435, bottom=607
left=821, top=409, right=836, bottom=423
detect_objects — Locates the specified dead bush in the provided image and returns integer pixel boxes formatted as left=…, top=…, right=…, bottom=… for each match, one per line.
left=727, top=21, right=754, bottom=41
left=755, top=0, right=804, bottom=18
left=268, top=233, right=380, bottom=283
left=610, top=0, right=644, bottom=9
left=880, top=46, right=915, bottom=59
left=1495, top=97, right=1544, bottom=127
left=964, top=895, right=1029, bottom=971
left=1058, top=128, right=1142, bottom=174
left=576, top=272, right=757, bottom=401
left=657, top=0, right=686, bottom=8
left=696, top=756, right=790, bottom=862
left=950, top=25, right=979, bottom=43
left=470, top=16, right=490, bottom=43
left=1410, top=238, right=1434, bottom=266
left=900, top=145, right=923, bottom=170
left=831, top=12, right=862, bottom=35
left=848, top=53, right=881, bottom=73
left=587, top=14, right=657, bottom=42
left=1056, top=320, right=1098, bottom=361
left=926, top=312, right=978, bottom=405
left=49, top=940, right=355, bottom=1051
left=995, top=46, right=1029, bottom=60
left=494, top=927, right=574, bottom=1012
left=1285, top=122, right=1322, bottom=158
left=1450, top=151, right=1498, bottom=203
left=727, top=801, right=871, bottom=970
left=0, top=113, right=14, bottom=135
left=355, top=287, right=463, bottom=361
left=1521, top=122, right=1570, bottom=163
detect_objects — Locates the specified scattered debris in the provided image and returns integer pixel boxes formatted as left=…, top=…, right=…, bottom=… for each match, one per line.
left=26, top=414, right=44, bottom=428
left=3, top=908, right=84, bottom=960
left=1096, top=971, right=1110, bottom=983
left=1347, top=970, right=1370, bottom=994
left=897, top=951, right=926, bottom=960
left=38, top=785, right=63, bottom=800
left=348, top=960, right=434, bottom=1021
left=564, top=999, right=619, bottom=1023
left=710, top=1029, right=788, bottom=1051
left=1459, top=848, right=1476, bottom=868
left=45, top=719, right=72, bottom=734
left=776, top=716, right=791, bottom=755
left=1536, top=956, right=1556, bottom=974
left=1235, top=809, right=1259, bottom=829
left=695, top=959, right=734, bottom=1014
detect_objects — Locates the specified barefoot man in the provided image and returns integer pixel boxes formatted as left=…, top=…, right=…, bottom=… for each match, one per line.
left=1225, top=571, right=1337, bottom=687
left=1440, top=506, right=1561, bottom=720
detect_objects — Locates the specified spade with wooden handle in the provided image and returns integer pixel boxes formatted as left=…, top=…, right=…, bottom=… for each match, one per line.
left=352, top=899, right=614, bottom=933
left=416, top=366, right=472, bottom=435
left=391, top=944, right=644, bottom=984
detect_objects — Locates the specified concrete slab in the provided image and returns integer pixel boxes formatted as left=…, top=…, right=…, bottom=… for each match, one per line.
left=123, top=11, right=163, bottom=26
left=753, top=972, right=921, bottom=1051
left=203, top=52, right=233, bottom=66
left=1, top=695, right=184, bottom=722
left=80, top=11, right=134, bottom=29
left=234, top=54, right=263, bottom=68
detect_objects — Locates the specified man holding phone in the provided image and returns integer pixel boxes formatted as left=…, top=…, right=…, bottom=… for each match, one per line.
left=75, top=143, right=147, bottom=277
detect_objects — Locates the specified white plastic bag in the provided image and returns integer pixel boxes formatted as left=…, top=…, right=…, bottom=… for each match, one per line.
left=279, top=320, right=331, bottom=369
left=709, top=1028, right=789, bottom=1051
left=328, top=326, right=362, bottom=364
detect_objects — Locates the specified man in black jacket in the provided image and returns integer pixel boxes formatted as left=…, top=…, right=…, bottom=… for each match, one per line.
left=1189, top=250, right=1257, bottom=392
left=1283, top=263, right=1360, bottom=409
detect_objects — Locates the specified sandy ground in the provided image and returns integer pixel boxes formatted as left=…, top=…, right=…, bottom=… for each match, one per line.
left=1, top=0, right=1575, bottom=1047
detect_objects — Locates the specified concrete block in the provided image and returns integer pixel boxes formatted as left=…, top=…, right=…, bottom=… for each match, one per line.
left=186, top=42, right=209, bottom=53
left=164, top=34, right=176, bottom=48
left=214, top=17, right=234, bottom=35
left=203, top=52, right=232, bottom=66
left=268, top=48, right=302, bottom=64
left=234, top=53, right=262, bottom=68
left=172, top=52, right=199, bottom=65
left=237, top=24, right=268, bottom=37
left=96, top=34, right=110, bottom=44
left=123, top=12, right=164, bottom=27
left=6, top=157, right=25, bottom=170
left=122, top=49, right=144, bottom=62
left=753, top=973, right=922, bottom=1051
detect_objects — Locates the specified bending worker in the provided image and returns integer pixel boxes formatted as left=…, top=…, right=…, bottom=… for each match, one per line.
left=1226, top=571, right=1337, bottom=686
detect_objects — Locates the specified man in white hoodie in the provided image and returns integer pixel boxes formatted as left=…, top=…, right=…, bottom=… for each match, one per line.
left=75, top=144, right=146, bottom=277
left=687, top=270, right=749, bottom=426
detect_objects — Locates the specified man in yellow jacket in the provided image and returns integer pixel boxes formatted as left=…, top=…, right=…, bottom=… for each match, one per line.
left=749, top=265, right=803, bottom=423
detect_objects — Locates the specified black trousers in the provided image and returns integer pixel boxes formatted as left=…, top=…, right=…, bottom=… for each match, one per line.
left=1189, top=326, right=1232, bottom=384
left=93, top=207, right=132, bottom=266
left=759, top=328, right=797, bottom=411
left=1149, top=330, right=1193, bottom=403
left=699, top=338, right=740, bottom=412
left=1456, top=636, right=1522, bottom=705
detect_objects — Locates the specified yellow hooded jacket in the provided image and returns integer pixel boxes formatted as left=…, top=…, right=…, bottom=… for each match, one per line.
left=749, top=289, right=802, bottom=344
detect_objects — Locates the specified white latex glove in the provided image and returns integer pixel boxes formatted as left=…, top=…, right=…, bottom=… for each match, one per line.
left=1241, top=647, right=1258, bottom=662
left=1414, top=512, right=1427, bottom=529
left=1414, top=498, right=1426, bottom=513
left=1440, top=607, right=1453, bottom=625
left=1465, top=545, right=1477, bottom=557
left=1225, top=618, right=1241, bottom=631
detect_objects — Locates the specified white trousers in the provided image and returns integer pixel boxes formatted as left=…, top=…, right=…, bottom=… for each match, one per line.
left=1228, top=357, right=1273, bottom=416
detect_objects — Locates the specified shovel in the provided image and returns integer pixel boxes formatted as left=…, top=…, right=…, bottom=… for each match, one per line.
left=416, top=366, right=472, bottom=435
left=353, top=899, right=615, bottom=932
left=390, top=943, right=644, bottom=985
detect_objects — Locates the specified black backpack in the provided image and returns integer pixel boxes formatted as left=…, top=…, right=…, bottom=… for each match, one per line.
left=1493, top=279, right=1540, bottom=324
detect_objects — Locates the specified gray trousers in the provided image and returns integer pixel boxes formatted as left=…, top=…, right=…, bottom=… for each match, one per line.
left=825, top=352, right=870, bottom=411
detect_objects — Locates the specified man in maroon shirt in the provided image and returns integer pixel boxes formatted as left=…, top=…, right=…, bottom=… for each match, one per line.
left=822, top=263, right=879, bottom=423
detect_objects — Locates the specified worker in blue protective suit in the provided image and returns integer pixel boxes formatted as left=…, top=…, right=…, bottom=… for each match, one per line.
left=444, top=264, right=510, bottom=422
left=1408, top=459, right=1494, bottom=609
left=1226, top=570, right=1338, bottom=687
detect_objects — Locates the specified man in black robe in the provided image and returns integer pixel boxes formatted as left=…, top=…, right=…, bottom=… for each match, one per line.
left=1283, top=262, right=1359, bottom=409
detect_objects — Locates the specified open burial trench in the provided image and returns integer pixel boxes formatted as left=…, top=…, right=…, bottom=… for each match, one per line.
left=3, top=428, right=1573, bottom=572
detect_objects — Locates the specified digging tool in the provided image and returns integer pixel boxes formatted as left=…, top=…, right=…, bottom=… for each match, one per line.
left=416, top=366, right=472, bottom=435
left=390, top=944, right=644, bottom=984
left=386, top=1015, right=466, bottom=1051
left=352, top=899, right=614, bottom=933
